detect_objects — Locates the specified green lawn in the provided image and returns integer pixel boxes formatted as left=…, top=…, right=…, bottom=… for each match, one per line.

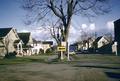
left=0, top=54, right=120, bottom=81
left=0, top=55, right=50, bottom=65
left=72, top=54, right=120, bottom=63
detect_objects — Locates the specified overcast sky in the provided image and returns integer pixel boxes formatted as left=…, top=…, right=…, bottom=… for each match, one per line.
left=0, top=0, right=120, bottom=43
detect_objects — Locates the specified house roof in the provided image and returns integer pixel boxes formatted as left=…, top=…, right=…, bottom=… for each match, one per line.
left=94, top=36, right=102, bottom=43
left=32, top=38, right=37, bottom=43
left=14, top=40, right=21, bottom=43
left=18, top=32, right=30, bottom=45
left=32, top=38, right=42, bottom=43
left=70, top=42, right=78, bottom=46
left=0, top=28, right=12, bottom=37
left=114, top=19, right=120, bottom=23
left=42, top=41, right=53, bottom=45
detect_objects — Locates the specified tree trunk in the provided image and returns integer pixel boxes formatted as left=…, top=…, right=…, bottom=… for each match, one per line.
left=64, top=17, right=72, bottom=42
left=58, top=17, right=72, bottom=60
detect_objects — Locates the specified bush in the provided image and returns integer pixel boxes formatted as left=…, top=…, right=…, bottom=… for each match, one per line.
left=4, top=51, right=17, bottom=59
left=39, top=49, right=44, bottom=54
left=46, top=48, right=53, bottom=54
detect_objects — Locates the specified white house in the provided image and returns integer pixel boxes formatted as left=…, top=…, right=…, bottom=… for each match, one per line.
left=96, top=36, right=112, bottom=48
left=77, top=37, right=95, bottom=51
left=18, top=32, right=33, bottom=56
left=0, top=28, right=23, bottom=56
left=31, top=40, right=53, bottom=54
left=31, top=39, right=43, bottom=54
left=42, top=41, right=53, bottom=53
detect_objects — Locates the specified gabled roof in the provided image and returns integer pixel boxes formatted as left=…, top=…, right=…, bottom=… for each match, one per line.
left=114, top=19, right=120, bottom=23
left=0, top=28, right=12, bottom=37
left=18, top=32, right=30, bottom=45
left=94, top=36, right=102, bottom=43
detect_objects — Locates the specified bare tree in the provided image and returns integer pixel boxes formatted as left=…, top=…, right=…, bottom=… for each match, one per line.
left=22, top=0, right=110, bottom=44
left=45, top=19, right=62, bottom=45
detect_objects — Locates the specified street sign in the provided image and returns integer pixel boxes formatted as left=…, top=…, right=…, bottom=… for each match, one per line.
left=57, top=46, right=66, bottom=51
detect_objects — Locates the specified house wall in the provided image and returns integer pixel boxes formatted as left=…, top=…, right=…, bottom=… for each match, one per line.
left=0, top=47, right=6, bottom=56
left=31, top=43, right=43, bottom=54
left=78, top=44, right=83, bottom=50
left=89, top=39, right=95, bottom=48
left=0, top=29, right=19, bottom=56
left=31, top=42, right=52, bottom=54
left=97, top=37, right=109, bottom=48
left=42, top=44, right=51, bottom=53
left=27, top=34, right=33, bottom=45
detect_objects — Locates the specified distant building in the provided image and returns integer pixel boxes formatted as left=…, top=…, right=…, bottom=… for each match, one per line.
left=31, top=40, right=53, bottom=54
left=94, top=36, right=112, bottom=53
left=114, top=19, right=120, bottom=54
left=31, top=39, right=43, bottom=54
left=95, top=36, right=111, bottom=48
left=75, top=35, right=112, bottom=54
left=77, top=37, right=95, bottom=52
left=42, top=41, right=53, bottom=53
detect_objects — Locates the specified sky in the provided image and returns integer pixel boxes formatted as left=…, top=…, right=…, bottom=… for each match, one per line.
left=0, top=0, right=120, bottom=44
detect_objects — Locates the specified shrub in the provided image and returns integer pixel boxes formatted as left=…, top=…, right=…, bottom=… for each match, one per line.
left=39, top=49, right=44, bottom=54
left=46, top=48, right=53, bottom=54
left=4, top=51, right=17, bottom=59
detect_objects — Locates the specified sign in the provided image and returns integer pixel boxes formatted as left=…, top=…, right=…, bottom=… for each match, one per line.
left=57, top=46, right=66, bottom=51
left=61, top=42, right=66, bottom=47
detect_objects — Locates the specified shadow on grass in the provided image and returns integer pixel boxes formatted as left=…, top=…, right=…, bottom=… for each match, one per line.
left=105, top=72, right=120, bottom=79
left=73, top=65, right=120, bottom=69
left=0, top=57, right=47, bottom=65
left=28, top=58, right=45, bottom=62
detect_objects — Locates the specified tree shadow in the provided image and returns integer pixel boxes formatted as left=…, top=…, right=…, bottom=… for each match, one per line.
left=105, top=72, right=120, bottom=79
left=4, top=51, right=17, bottom=59
left=73, top=65, right=120, bottom=69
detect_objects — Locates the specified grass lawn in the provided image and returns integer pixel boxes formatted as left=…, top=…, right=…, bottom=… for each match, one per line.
left=0, top=55, right=51, bottom=65
left=0, top=54, right=120, bottom=81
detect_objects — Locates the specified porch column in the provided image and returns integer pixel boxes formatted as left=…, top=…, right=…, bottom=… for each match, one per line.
left=20, top=44, right=23, bottom=56
left=17, top=44, right=19, bottom=54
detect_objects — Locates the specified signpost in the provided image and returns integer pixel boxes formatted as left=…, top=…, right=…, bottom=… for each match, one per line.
left=57, top=46, right=66, bottom=60
left=57, top=41, right=70, bottom=61
left=57, top=27, right=70, bottom=61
